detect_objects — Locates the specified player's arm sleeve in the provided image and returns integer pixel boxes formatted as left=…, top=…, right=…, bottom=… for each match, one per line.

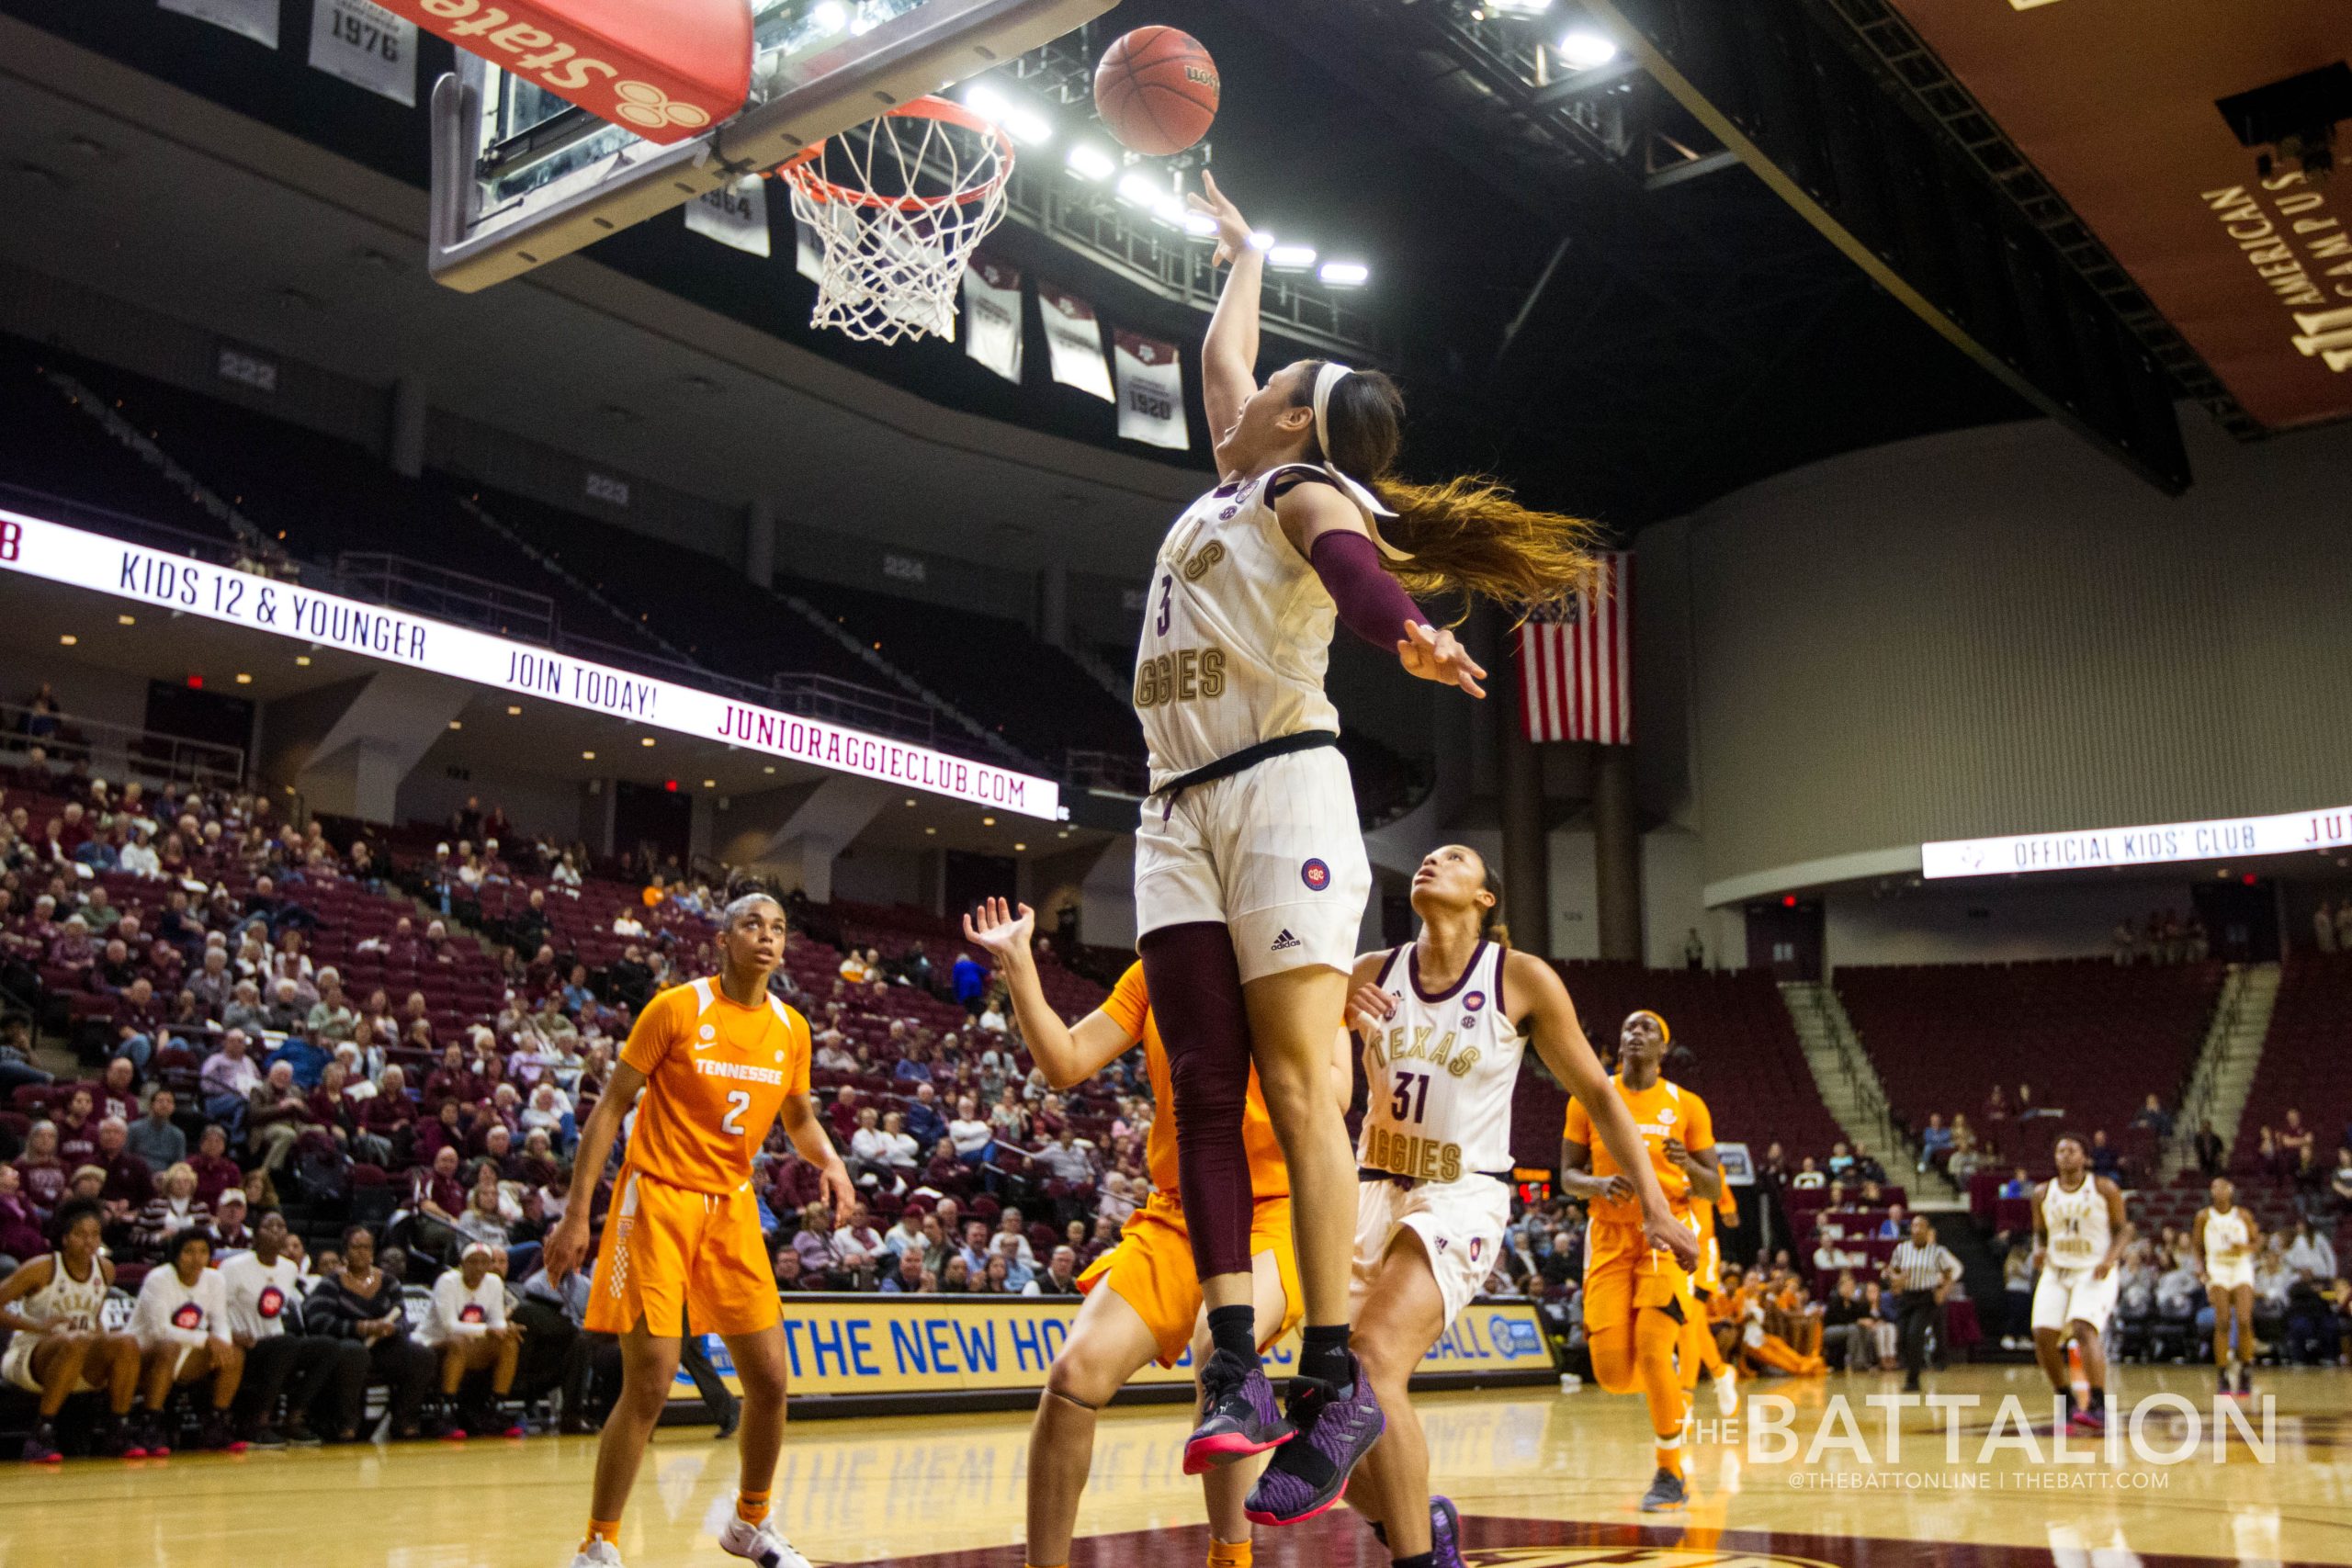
left=482, top=1283, right=507, bottom=1332
left=619, top=989, right=673, bottom=1077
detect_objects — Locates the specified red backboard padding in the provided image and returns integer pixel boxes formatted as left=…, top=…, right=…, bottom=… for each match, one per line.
left=382, top=0, right=754, bottom=145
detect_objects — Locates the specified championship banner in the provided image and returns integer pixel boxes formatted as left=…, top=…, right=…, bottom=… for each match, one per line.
left=308, top=0, right=418, bottom=105
left=793, top=220, right=826, bottom=285
left=684, top=176, right=772, bottom=257
left=1113, top=330, right=1189, bottom=451
left=0, top=510, right=1062, bottom=823
left=962, top=260, right=1025, bottom=384
left=1037, top=285, right=1114, bottom=402
left=670, top=1294, right=1554, bottom=1402
left=160, top=0, right=281, bottom=47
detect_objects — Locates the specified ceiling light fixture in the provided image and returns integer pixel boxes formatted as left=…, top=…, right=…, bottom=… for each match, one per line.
left=1066, top=142, right=1116, bottom=181
left=1557, top=29, right=1619, bottom=69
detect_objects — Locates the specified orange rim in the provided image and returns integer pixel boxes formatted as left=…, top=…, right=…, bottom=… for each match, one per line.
left=770, top=95, right=1014, bottom=213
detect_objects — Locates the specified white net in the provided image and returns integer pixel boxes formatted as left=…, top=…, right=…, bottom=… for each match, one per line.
left=777, top=98, right=1013, bottom=344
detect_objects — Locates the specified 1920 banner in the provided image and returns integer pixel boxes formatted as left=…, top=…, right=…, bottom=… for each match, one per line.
left=0, top=510, right=1062, bottom=821
left=671, top=1294, right=1555, bottom=1401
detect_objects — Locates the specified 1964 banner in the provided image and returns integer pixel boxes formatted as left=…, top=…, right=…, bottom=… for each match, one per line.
left=0, top=510, right=1062, bottom=821
left=673, top=1294, right=1555, bottom=1401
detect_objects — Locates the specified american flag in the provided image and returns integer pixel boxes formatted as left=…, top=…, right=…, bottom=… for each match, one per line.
left=1516, top=551, right=1632, bottom=745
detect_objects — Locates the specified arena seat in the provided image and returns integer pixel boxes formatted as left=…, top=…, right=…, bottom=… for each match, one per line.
left=1834, top=959, right=2223, bottom=1175
left=2232, top=953, right=2352, bottom=1179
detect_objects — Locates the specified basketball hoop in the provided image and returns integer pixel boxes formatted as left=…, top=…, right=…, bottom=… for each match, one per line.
left=772, top=96, right=1014, bottom=344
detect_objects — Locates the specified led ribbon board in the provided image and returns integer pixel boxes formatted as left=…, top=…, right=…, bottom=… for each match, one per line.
left=1923, top=803, right=2352, bottom=879
left=0, top=509, right=1062, bottom=822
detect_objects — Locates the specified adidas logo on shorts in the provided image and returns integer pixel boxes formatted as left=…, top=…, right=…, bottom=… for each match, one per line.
left=1271, top=929, right=1302, bottom=952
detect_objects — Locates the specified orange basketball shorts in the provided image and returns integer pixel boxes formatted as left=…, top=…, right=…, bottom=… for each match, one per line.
left=1581, top=1220, right=1695, bottom=1334
left=585, top=1166, right=780, bottom=1339
left=1079, top=1192, right=1301, bottom=1368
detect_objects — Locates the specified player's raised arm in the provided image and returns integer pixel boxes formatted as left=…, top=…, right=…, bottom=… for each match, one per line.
left=962, top=897, right=1138, bottom=1089
left=1190, top=171, right=1263, bottom=452
left=1512, top=952, right=1698, bottom=1269
left=541, top=1058, right=645, bottom=1279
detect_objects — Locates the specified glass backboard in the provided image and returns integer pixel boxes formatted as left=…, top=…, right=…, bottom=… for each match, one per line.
left=426, top=0, right=1114, bottom=291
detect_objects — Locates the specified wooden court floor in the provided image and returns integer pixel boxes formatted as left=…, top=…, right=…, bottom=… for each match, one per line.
left=2, top=1365, right=2346, bottom=1568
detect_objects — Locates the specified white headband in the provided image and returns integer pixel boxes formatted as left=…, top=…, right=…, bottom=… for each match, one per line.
left=1307, top=362, right=1411, bottom=557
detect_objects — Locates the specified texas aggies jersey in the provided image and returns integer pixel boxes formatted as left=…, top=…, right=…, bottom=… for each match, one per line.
left=1135, top=466, right=1342, bottom=789
left=1563, top=1074, right=1713, bottom=1230
left=1356, top=939, right=1526, bottom=1182
left=620, top=977, right=810, bottom=1196
left=2041, top=1173, right=2111, bottom=1269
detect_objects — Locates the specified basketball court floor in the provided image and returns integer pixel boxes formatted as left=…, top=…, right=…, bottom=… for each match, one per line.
left=6, top=1366, right=2346, bottom=1568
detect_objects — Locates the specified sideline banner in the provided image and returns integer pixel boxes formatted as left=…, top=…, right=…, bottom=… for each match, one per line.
left=0, top=510, right=1062, bottom=822
left=671, top=1295, right=1553, bottom=1400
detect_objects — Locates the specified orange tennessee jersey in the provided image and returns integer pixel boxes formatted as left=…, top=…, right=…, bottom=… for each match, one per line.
left=619, top=977, right=810, bottom=1196
left=1561, top=1074, right=1713, bottom=1228
left=1100, top=963, right=1288, bottom=1201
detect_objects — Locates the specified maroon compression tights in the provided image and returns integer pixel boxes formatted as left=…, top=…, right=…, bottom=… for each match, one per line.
left=1138, top=920, right=1255, bottom=1279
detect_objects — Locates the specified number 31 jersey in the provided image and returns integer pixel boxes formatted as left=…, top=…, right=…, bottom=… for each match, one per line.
left=1356, top=939, right=1527, bottom=1182
left=1134, top=466, right=1342, bottom=792
left=620, top=977, right=809, bottom=1195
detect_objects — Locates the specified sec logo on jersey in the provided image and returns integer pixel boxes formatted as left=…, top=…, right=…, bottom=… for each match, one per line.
left=1301, top=858, right=1331, bottom=891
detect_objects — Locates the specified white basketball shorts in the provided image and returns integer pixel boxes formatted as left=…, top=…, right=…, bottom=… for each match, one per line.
left=2207, top=1258, right=2256, bottom=1292
left=2030, top=1262, right=2120, bottom=1335
left=1350, top=1173, right=1511, bottom=1332
left=1134, top=746, right=1371, bottom=985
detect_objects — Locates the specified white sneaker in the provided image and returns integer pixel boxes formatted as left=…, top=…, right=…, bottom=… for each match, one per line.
left=569, top=1541, right=625, bottom=1568
left=718, top=1517, right=812, bottom=1568
left=1713, top=1366, right=1739, bottom=1418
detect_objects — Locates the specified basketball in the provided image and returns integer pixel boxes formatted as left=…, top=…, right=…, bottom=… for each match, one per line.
left=1093, top=27, right=1220, bottom=157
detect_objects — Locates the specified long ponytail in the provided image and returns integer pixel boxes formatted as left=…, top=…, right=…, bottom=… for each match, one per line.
left=1294, top=361, right=1606, bottom=618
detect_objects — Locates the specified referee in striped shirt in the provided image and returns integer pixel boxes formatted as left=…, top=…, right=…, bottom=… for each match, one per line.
left=1882, top=1214, right=1962, bottom=1392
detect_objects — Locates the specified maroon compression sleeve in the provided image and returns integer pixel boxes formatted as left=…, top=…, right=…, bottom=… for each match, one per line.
left=1309, top=530, right=1429, bottom=650
left=1138, top=921, right=1255, bottom=1280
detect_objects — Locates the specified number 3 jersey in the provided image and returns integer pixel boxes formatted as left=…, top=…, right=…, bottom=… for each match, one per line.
left=1357, top=939, right=1527, bottom=1182
left=1135, top=466, right=1343, bottom=791
left=619, top=977, right=809, bottom=1196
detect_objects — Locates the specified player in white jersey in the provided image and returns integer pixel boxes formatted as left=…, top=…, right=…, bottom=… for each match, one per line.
left=1145, top=175, right=1606, bottom=1528
left=0, top=1197, right=143, bottom=1461
left=2030, top=1134, right=2130, bottom=1433
left=2194, top=1176, right=2260, bottom=1397
left=1338, top=844, right=1694, bottom=1568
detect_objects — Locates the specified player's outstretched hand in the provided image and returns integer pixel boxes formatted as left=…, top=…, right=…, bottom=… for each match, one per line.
left=1398, top=622, right=1487, bottom=697
left=542, top=1213, right=590, bottom=1281
left=1346, top=982, right=1396, bottom=1038
left=1186, top=169, right=1254, bottom=268
left=961, top=897, right=1036, bottom=968
left=1646, top=1210, right=1702, bottom=1273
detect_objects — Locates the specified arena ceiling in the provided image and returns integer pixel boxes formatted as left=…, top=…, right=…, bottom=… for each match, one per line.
left=0, top=0, right=2214, bottom=572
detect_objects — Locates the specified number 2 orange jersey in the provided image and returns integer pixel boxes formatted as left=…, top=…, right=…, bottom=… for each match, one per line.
left=619, top=977, right=810, bottom=1196
left=1561, top=1074, right=1713, bottom=1228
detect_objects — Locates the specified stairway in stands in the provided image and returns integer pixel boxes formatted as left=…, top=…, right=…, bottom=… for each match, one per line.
left=2165, top=961, right=2279, bottom=1179
left=1779, top=979, right=1949, bottom=1201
